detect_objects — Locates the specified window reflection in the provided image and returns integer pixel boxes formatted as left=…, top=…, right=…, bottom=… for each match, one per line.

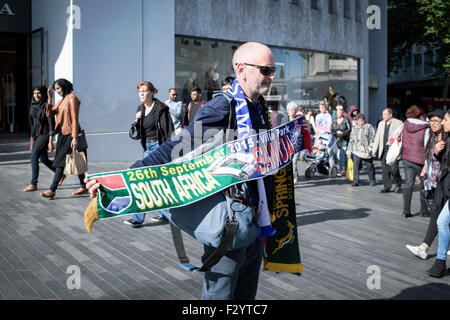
left=175, top=36, right=359, bottom=114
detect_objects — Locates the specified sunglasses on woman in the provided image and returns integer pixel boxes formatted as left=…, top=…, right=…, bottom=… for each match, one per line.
left=236, top=63, right=276, bottom=76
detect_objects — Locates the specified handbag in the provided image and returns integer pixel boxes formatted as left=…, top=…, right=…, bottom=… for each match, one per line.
left=346, top=156, right=354, bottom=181
left=420, top=187, right=435, bottom=215
left=129, top=105, right=143, bottom=140
left=386, top=137, right=402, bottom=165
left=65, top=147, right=88, bottom=175
left=386, top=124, right=403, bottom=166
left=77, top=128, right=88, bottom=151
left=129, top=121, right=141, bottom=140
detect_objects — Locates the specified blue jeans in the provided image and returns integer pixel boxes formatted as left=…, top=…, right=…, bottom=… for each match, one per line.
left=201, top=238, right=263, bottom=300
left=132, top=140, right=160, bottom=223
left=436, top=200, right=450, bottom=260
left=331, top=143, right=347, bottom=172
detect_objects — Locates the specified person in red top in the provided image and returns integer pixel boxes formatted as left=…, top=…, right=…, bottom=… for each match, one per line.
left=401, top=105, right=429, bottom=218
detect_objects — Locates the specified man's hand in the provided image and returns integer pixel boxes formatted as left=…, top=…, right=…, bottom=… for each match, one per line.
left=85, top=177, right=100, bottom=199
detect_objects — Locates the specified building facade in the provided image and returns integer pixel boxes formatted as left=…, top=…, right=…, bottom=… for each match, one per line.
left=1, top=0, right=386, bottom=161
left=388, top=43, right=449, bottom=119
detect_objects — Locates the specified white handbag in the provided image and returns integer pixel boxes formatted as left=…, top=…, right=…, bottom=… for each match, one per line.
left=386, top=125, right=403, bottom=165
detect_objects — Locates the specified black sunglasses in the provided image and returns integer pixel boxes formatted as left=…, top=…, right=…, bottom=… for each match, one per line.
left=237, top=63, right=276, bottom=76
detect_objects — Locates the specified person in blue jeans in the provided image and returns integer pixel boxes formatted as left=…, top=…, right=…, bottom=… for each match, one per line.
left=124, top=81, right=174, bottom=227
left=428, top=110, right=450, bottom=278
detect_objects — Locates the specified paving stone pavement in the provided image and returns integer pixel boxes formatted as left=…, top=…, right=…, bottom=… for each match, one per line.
left=0, top=134, right=449, bottom=300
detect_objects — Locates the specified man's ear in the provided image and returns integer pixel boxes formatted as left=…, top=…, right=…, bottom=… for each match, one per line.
left=235, top=63, right=246, bottom=81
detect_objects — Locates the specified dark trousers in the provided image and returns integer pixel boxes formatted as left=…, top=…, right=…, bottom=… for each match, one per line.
left=49, top=150, right=87, bottom=192
left=352, top=154, right=375, bottom=184
left=402, top=159, right=423, bottom=215
left=201, top=238, right=263, bottom=300
left=423, top=188, right=438, bottom=246
left=381, top=150, right=402, bottom=191
left=30, top=135, right=55, bottom=186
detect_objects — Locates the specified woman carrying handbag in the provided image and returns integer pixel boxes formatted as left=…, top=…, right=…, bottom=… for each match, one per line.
left=124, top=81, right=174, bottom=227
left=40, top=78, right=88, bottom=199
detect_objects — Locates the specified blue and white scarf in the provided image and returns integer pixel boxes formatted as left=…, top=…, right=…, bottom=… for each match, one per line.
left=230, top=80, right=276, bottom=237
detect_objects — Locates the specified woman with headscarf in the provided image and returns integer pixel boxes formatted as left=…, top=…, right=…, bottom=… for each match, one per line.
left=40, top=78, right=88, bottom=198
left=23, top=85, right=56, bottom=192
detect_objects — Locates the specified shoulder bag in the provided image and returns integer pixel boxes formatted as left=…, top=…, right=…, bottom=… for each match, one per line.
left=386, top=124, right=404, bottom=166
left=166, top=92, right=260, bottom=273
left=129, top=105, right=143, bottom=140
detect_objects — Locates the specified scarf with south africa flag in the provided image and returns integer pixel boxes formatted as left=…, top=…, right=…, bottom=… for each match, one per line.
left=84, top=83, right=312, bottom=274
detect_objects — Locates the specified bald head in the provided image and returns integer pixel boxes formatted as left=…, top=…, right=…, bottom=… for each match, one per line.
left=232, top=42, right=273, bottom=72
left=232, top=42, right=275, bottom=101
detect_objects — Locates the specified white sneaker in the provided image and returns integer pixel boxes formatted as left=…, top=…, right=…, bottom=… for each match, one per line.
left=447, top=250, right=450, bottom=256
left=406, top=244, right=428, bottom=260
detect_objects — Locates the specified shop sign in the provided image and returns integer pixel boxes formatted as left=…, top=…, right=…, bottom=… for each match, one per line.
left=0, top=2, right=14, bottom=16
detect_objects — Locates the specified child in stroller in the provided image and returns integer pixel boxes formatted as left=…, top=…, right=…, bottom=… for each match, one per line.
left=303, top=136, right=339, bottom=178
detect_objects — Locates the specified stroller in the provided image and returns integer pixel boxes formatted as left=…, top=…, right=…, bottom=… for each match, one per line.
left=303, top=136, right=339, bottom=178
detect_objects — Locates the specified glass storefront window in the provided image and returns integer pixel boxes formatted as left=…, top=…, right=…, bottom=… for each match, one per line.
left=175, top=36, right=359, bottom=114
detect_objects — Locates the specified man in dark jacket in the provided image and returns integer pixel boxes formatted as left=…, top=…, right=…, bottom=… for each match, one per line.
left=86, top=42, right=278, bottom=299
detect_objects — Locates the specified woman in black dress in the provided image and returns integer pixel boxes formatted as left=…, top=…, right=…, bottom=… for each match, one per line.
left=40, top=79, right=88, bottom=198
left=23, top=85, right=56, bottom=192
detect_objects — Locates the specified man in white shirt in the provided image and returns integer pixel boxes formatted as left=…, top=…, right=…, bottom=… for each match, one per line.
left=165, top=88, right=183, bottom=134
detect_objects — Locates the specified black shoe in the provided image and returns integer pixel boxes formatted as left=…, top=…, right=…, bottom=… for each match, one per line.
left=402, top=212, right=413, bottom=218
left=150, top=216, right=168, bottom=223
left=351, top=182, right=359, bottom=187
left=420, top=211, right=431, bottom=217
left=380, top=188, right=392, bottom=193
left=123, top=219, right=143, bottom=228
left=428, top=259, right=448, bottom=278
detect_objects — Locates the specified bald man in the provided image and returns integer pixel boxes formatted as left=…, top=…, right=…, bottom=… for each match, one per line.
left=86, top=42, right=277, bottom=300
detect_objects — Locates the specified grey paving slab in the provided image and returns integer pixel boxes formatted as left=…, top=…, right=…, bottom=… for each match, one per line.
left=0, top=134, right=449, bottom=301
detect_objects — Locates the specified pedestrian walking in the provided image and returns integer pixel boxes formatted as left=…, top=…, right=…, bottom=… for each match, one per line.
left=372, top=107, right=403, bottom=193
left=427, top=109, right=450, bottom=278
left=23, top=85, right=56, bottom=192
left=347, top=113, right=376, bottom=186
left=124, top=81, right=174, bottom=227
left=165, top=88, right=183, bottom=135
left=331, top=105, right=351, bottom=176
left=40, top=79, right=88, bottom=199
left=86, top=42, right=280, bottom=300
left=406, top=109, right=446, bottom=259
left=400, top=105, right=429, bottom=218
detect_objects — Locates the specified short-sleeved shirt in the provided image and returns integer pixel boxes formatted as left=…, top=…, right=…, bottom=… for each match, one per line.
left=315, top=112, right=333, bottom=144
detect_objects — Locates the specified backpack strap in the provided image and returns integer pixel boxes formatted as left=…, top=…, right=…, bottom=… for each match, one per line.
left=169, top=91, right=241, bottom=273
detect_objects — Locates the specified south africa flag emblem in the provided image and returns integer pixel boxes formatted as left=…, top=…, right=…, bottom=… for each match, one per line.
left=96, top=174, right=131, bottom=215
